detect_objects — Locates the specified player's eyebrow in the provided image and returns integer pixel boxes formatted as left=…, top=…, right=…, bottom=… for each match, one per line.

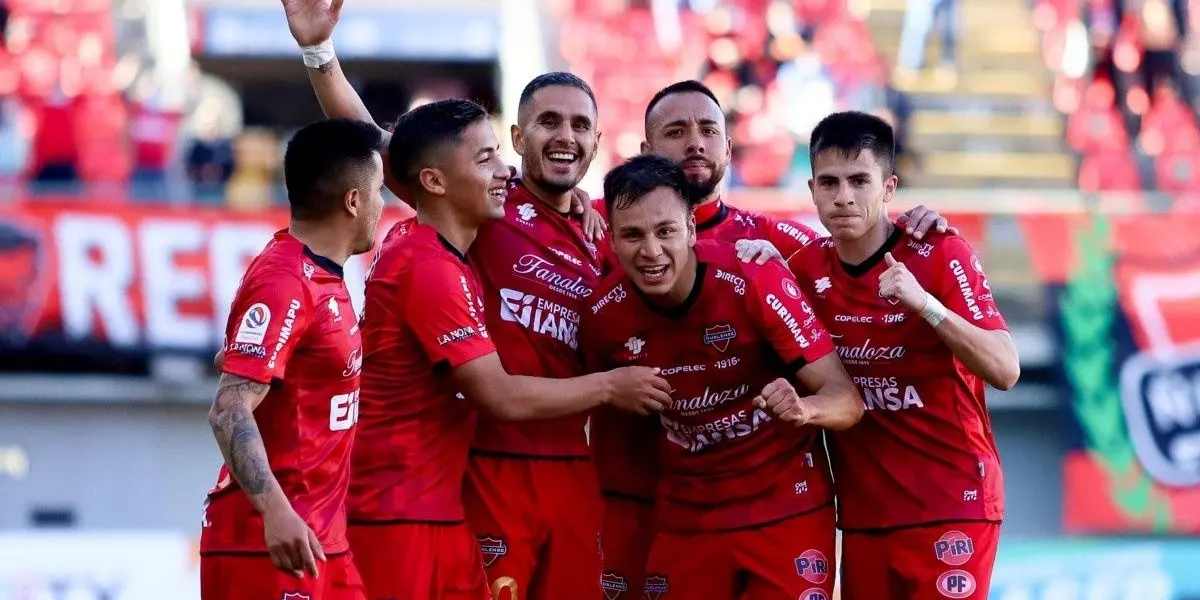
left=474, top=144, right=499, bottom=158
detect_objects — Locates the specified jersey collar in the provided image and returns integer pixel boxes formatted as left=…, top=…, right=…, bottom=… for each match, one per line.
left=839, top=224, right=903, bottom=278
left=693, top=198, right=728, bottom=232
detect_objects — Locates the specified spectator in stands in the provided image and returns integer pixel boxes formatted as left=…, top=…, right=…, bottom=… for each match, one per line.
left=224, top=128, right=280, bottom=211
left=29, top=82, right=81, bottom=188
left=0, top=97, right=28, bottom=186
left=895, top=0, right=960, bottom=83
left=185, top=115, right=235, bottom=203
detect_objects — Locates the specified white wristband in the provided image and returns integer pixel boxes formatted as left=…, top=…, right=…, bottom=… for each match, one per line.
left=301, top=40, right=336, bottom=69
left=920, top=293, right=948, bottom=327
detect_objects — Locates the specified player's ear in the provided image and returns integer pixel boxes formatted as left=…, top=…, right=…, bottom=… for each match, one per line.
left=510, top=124, right=525, bottom=156
left=882, top=173, right=899, bottom=204
left=639, top=140, right=651, bottom=155
left=686, top=214, right=697, bottom=245
left=342, top=187, right=361, bottom=218
left=418, top=167, right=446, bottom=196
left=723, top=135, right=733, bottom=165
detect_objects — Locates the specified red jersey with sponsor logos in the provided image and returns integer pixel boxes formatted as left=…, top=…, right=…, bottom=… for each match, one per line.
left=348, top=220, right=497, bottom=523
left=587, top=198, right=819, bottom=501
left=787, top=227, right=1008, bottom=531
left=201, top=230, right=361, bottom=555
left=581, top=240, right=836, bottom=532
left=470, top=183, right=603, bottom=457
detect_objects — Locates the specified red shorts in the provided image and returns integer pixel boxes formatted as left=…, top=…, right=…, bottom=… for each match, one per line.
left=644, top=506, right=836, bottom=600
left=463, top=454, right=604, bottom=600
left=346, top=522, right=490, bottom=600
left=841, top=521, right=1001, bottom=600
left=200, top=552, right=364, bottom=600
left=599, top=495, right=655, bottom=600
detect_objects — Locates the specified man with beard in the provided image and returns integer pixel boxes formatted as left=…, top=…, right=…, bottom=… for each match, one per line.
left=284, top=2, right=623, bottom=595
left=591, top=79, right=955, bottom=598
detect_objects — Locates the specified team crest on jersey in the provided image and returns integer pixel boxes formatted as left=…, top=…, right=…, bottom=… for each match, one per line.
left=600, top=571, right=629, bottom=599
left=477, top=535, right=508, bottom=567
left=281, top=593, right=311, bottom=600
left=642, top=575, right=669, bottom=600
left=702, top=324, right=737, bottom=352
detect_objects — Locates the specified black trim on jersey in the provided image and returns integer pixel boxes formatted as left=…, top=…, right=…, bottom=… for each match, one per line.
left=347, top=518, right=466, bottom=526
left=269, top=376, right=284, bottom=390
left=437, top=235, right=470, bottom=264
left=469, top=449, right=591, bottom=462
left=785, top=356, right=809, bottom=374
left=839, top=223, right=903, bottom=278
left=601, top=490, right=655, bottom=504
left=694, top=201, right=729, bottom=232
left=302, top=246, right=345, bottom=278
left=199, top=549, right=350, bottom=558
left=839, top=517, right=1003, bottom=535
left=636, top=262, right=707, bottom=319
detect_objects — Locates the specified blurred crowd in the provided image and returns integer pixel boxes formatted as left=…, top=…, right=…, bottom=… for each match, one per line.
left=4, top=0, right=1200, bottom=205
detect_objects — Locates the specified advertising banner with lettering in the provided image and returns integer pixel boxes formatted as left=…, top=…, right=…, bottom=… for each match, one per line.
left=1028, top=212, right=1200, bottom=534
left=0, top=200, right=412, bottom=368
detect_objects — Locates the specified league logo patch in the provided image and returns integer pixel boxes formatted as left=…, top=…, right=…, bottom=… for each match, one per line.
left=477, top=535, right=508, bottom=567
left=783, top=278, right=803, bottom=300
left=281, top=593, right=311, bottom=600
left=794, top=549, right=829, bottom=584
left=702, top=324, right=737, bottom=352
left=600, top=571, right=628, bottom=599
left=799, top=588, right=830, bottom=600
left=936, top=569, right=976, bottom=599
left=934, top=530, right=974, bottom=566
left=235, top=303, right=271, bottom=345
left=642, top=575, right=668, bottom=600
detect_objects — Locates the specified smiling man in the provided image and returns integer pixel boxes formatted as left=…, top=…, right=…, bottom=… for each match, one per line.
left=582, top=154, right=862, bottom=600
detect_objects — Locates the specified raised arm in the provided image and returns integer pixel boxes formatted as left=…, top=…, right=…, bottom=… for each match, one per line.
left=878, top=243, right=1020, bottom=390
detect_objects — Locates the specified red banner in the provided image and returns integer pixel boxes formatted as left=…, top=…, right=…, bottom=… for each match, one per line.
left=0, top=201, right=413, bottom=354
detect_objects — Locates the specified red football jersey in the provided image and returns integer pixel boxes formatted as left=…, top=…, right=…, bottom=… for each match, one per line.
left=691, top=199, right=816, bottom=256
left=787, top=227, right=1008, bottom=531
left=201, top=230, right=362, bottom=555
left=582, top=240, right=837, bottom=533
left=348, top=220, right=497, bottom=523
left=470, top=183, right=604, bottom=457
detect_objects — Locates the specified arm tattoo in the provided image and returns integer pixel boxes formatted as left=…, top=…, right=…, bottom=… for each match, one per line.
left=209, top=374, right=276, bottom=500
left=315, top=61, right=334, bottom=74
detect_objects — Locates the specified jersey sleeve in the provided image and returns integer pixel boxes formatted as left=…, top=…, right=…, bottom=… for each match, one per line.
left=762, top=217, right=816, bottom=258
left=934, top=235, right=1008, bottom=331
left=407, top=259, right=497, bottom=367
left=746, top=260, right=836, bottom=369
left=221, top=270, right=311, bottom=384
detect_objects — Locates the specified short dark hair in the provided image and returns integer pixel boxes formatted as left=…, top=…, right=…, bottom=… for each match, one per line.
left=809, top=111, right=896, bottom=176
left=644, top=80, right=722, bottom=129
left=603, top=154, right=700, bottom=216
left=283, top=118, right=385, bottom=221
left=518, top=72, right=598, bottom=120
left=387, top=99, right=490, bottom=187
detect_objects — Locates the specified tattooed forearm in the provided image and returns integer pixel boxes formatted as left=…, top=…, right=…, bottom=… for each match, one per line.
left=208, top=374, right=283, bottom=512
left=314, top=61, right=334, bottom=74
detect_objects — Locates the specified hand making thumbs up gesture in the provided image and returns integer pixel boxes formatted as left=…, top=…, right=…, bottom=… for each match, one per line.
left=878, top=252, right=929, bottom=312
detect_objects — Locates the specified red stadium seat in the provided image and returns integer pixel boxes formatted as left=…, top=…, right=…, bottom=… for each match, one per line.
left=1138, top=88, right=1200, bottom=156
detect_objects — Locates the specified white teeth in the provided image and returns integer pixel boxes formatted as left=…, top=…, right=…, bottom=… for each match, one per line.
left=489, top=189, right=506, bottom=197
left=548, top=152, right=576, bottom=161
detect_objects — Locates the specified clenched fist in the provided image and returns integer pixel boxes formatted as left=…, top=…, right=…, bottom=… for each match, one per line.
left=878, top=252, right=928, bottom=311
left=753, top=378, right=814, bottom=426
left=603, top=366, right=673, bottom=415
